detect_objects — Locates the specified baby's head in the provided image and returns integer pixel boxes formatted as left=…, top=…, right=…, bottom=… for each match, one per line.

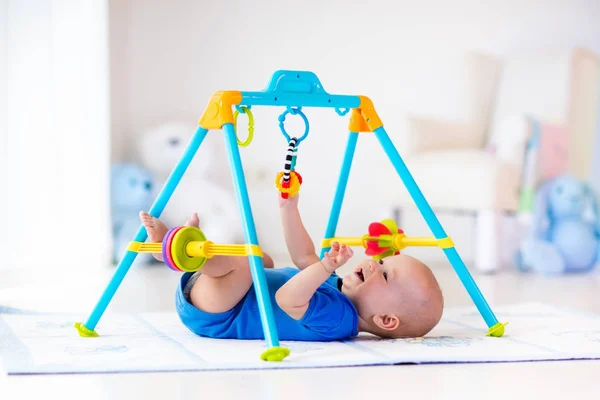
left=341, top=253, right=443, bottom=338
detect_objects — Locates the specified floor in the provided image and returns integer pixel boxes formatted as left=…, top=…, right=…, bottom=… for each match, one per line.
left=2, top=260, right=600, bottom=399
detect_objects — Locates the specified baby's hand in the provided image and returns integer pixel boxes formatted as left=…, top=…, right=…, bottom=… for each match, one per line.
left=321, top=242, right=354, bottom=273
left=278, top=193, right=299, bottom=208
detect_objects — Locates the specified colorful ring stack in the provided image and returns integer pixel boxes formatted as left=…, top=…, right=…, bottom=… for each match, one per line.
left=162, top=227, right=184, bottom=271
left=161, top=226, right=209, bottom=273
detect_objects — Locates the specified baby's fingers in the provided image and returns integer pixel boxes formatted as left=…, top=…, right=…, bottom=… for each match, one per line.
left=346, top=247, right=354, bottom=258
left=337, top=244, right=353, bottom=262
left=326, top=248, right=339, bottom=258
left=327, top=242, right=340, bottom=257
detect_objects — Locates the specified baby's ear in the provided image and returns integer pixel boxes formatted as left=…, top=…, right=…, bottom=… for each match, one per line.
left=372, top=314, right=400, bottom=331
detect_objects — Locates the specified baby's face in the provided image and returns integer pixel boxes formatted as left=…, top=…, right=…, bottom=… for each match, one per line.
left=341, top=254, right=443, bottom=337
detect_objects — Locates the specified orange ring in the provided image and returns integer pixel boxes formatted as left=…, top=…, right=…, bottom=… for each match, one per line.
left=275, top=171, right=301, bottom=196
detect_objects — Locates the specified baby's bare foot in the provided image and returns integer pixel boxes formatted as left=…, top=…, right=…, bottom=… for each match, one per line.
left=139, top=211, right=169, bottom=262
left=185, top=212, right=200, bottom=228
left=140, top=211, right=169, bottom=241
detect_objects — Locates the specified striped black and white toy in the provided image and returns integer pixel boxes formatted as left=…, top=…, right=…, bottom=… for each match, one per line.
left=276, top=137, right=303, bottom=199
left=282, top=137, right=298, bottom=185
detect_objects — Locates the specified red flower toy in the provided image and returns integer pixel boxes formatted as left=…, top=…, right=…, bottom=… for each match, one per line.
left=364, top=219, right=405, bottom=260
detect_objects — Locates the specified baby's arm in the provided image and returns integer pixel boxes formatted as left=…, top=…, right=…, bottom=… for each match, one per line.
left=279, top=195, right=320, bottom=269
left=275, top=242, right=353, bottom=320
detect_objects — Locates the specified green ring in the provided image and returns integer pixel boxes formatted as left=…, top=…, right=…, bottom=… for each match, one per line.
left=171, top=226, right=208, bottom=273
left=233, top=106, right=255, bottom=147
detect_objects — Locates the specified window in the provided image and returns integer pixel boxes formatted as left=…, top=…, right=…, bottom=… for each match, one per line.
left=1, top=1, right=111, bottom=270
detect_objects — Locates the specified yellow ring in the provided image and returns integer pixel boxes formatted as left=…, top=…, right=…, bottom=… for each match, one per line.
left=275, top=171, right=301, bottom=196
left=171, top=226, right=208, bottom=272
left=233, top=106, right=254, bottom=147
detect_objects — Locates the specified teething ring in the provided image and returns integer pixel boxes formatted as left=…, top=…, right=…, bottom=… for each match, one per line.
left=171, top=226, right=209, bottom=273
left=275, top=171, right=302, bottom=197
left=233, top=106, right=255, bottom=147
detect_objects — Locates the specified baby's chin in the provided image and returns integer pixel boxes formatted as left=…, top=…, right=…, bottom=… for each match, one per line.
left=341, top=272, right=362, bottom=290
left=340, top=276, right=360, bottom=298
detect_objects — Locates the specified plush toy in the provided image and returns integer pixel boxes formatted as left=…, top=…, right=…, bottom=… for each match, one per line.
left=137, top=121, right=217, bottom=179
left=111, top=163, right=156, bottom=265
left=514, top=174, right=600, bottom=274
left=135, top=121, right=243, bottom=244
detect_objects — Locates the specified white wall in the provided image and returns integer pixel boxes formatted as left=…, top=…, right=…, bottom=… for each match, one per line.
left=109, top=0, right=600, bottom=262
left=0, top=1, right=7, bottom=269
left=2, top=0, right=112, bottom=270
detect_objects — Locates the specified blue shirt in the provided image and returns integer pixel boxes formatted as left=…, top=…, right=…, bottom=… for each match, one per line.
left=175, top=267, right=359, bottom=341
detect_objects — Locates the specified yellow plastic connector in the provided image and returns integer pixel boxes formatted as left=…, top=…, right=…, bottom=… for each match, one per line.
left=186, top=241, right=263, bottom=258
left=127, top=240, right=263, bottom=258
left=436, top=237, right=455, bottom=249
left=322, top=235, right=454, bottom=251
left=321, top=236, right=368, bottom=249
left=186, top=240, right=214, bottom=258
left=127, top=242, right=162, bottom=253
left=348, top=108, right=371, bottom=133
left=393, top=235, right=455, bottom=250
left=198, top=90, right=243, bottom=130
left=348, top=96, right=383, bottom=132
left=358, top=96, right=383, bottom=131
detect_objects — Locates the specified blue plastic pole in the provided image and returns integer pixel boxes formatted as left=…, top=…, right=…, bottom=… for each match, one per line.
left=373, top=126, right=499, bottom=328
left=320, top=131, right=359, bottom=258
left=82, top=126, right=210, bottom=331
left=222, top=123, right=280, bottom=348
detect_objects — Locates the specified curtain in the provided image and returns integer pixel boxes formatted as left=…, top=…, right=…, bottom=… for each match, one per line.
left=1, top=0, right=111, bottom=270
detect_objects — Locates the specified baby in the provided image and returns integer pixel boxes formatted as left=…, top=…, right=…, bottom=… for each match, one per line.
left=139, top=194, right=443, bottom=341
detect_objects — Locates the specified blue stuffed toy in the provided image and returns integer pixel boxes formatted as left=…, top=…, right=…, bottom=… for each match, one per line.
left=514, top=174, right=600, bottom=274
left=111, top=164, right=156, bottom=265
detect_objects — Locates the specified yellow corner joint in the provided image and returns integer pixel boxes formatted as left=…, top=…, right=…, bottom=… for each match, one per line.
left=348, top=108, right=372, bottom=133
left=347, top=96, right=383, bottom=133
left=198, top=90, right=243, bottom=130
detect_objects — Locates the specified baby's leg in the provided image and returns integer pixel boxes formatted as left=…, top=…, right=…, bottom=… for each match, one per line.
left=140, top=210, right=275, bottom=269
left=189, top=254, right=275, bottom=314
left=140, top=211, right=275, bottom=313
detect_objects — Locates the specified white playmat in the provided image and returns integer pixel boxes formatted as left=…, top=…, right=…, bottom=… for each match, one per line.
left=1, top=303, right=599, bottom=374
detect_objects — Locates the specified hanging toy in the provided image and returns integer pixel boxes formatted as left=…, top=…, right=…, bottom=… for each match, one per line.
left=275, top=137, right=303, bottom=199
left=364, top=219, right=405, bottom=260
